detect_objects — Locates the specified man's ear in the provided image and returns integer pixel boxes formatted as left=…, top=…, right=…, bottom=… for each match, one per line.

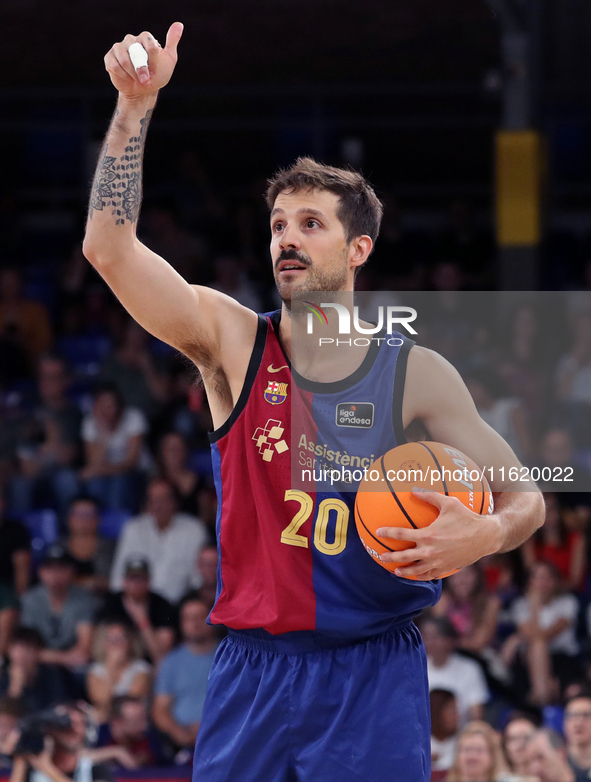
left=350, top=235, right=373, bottom=269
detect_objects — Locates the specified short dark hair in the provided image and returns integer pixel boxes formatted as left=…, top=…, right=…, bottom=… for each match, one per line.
left=67, top=494, right=101, bottom=515
left=93, top=381, right=125, bottom=412
left=109, top=695, right=144, bottom=722
left=420, top=615, right=459, bottom=641
left=10, top=627, right=45, bottom=649
left=0, top=697, right=24, bottom=718
left=179, top=590, right=207, bottom=613
left=265, top=157, right=384, bottom=245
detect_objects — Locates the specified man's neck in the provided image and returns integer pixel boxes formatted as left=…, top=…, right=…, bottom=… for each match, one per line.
left=570, top=741, right=591, bottom=769
left=185, top=638, right=217, bottom=655
left=429, top=652, right=451, bottom=669
left=154, top=515, right=173, bottom=531
left=47, top=586, right=69, bottom=608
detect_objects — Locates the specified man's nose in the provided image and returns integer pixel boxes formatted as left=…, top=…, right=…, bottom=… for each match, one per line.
left=279, top=224, right=301, bottom=250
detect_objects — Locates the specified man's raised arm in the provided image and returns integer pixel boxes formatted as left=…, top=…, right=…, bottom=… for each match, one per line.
left=82, top=24, right=256, bottom=369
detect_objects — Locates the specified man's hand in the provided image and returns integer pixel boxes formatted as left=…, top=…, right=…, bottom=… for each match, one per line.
left=377, top=489, right=503, bottom=580
left=104, top=23, right=184, bottom=97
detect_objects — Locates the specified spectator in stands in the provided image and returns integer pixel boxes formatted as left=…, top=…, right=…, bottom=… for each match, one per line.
left=140, top=201, right=207, bottom=281
left=20, top=545, right=95, bottom=670
left=156, top=432, right=200, bottom=514
left=0, top=267, right=52, bottom=370
left=431, top=563, right=500, bottom=656
left=57, top=496, right=115, bottom=593
left=430, top=688, right=459, bottom=778
left=502, top=561, right=580, bottom=706
left=501, top=714, right=538, bottom=779
left=0, top=487, right=30, bottom=658
left=153, top=596, right=218, bottom=750
left=196, top=486, right=218, bottom=541
left=110, top=478, right=208, bottom=604
left=564, top=694, right=591, bottom=779
left=465, top=367, right=533, bottom=465
left=80, top=383, right=149, bottom=512
left=11, top=354, right=81, bottom=515
left=99, top=320, right=168, bottom=420
left=538, top=428, right=591, bottom=502
left=0, top=697, right=21, bottom=768
left=87, top=623, right=152, bottom=724
left=526, top=728, right=578, bottom=782
left=8, top=701, right=136, bottom=782
left=556, top=310, right=591, bottom=413
left=521, top=493, right=586, bottom=592
left=421, top=616, right=489, bottom=725
left=97, top=696, right=167, bottom=767
left=98, top=558, right=175, bottom=664
left=0, top=627, right=74, bottom=712
left=195, top=546, right=218, bottom=609
left=210, top=254, right=262, bottom=311
left=446, top=721, right=507, bottom=782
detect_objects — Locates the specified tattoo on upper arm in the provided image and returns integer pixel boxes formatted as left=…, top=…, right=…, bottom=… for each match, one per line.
left=89, top=108, right=153, bottom=225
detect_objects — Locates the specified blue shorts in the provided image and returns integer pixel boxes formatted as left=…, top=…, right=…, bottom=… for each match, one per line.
left=192, top=621, right=431, bottom=782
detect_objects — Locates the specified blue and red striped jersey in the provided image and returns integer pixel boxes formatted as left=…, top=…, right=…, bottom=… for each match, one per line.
left=208, top=311, right=441, bottom=639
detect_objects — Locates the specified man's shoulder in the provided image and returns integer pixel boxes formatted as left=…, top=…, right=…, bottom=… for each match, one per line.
left=437, top=652, right=483, bottom=678
left=173, top=513, right=207, bottom=533
left=122, top=514, right=151, bottom=531
left=447, top=653, right=486, bottom=684
left=67, top=584, right=95, bottom=607
left=21, top=583, right=46, bottom=606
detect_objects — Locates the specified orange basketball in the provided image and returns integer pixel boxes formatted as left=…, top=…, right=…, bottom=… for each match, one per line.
left=354, top=441, right=494, bottom=579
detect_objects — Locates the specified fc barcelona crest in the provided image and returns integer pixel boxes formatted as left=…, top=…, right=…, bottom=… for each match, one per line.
left=264, top=381, right=288, bottom=405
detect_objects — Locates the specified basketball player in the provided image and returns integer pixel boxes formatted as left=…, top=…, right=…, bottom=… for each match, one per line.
left=83, top=24, right=544, bottom=781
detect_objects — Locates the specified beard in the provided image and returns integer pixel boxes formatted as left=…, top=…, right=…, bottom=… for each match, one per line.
left=274, top=247, right=349, bottom=312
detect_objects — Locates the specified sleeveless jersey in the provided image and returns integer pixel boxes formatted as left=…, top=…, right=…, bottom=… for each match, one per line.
left=208, top=310, right=441, bottom=640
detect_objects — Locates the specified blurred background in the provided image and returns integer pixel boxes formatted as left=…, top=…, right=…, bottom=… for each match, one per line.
left=0, top=3, right=590, bottom=781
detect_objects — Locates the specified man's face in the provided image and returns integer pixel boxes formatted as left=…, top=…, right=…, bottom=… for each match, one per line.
left=504, top=719, right=536, bottom=768
left=39, top=359, right=67, bottom=403
left=123, top=572, right=150, bottom=600
left=115, top=702, right=148, bottom=740
left=39, top=563, right=73, bottom=591
left=564, top=699, right=591, bottom=747
left=67, top=500, right=99, bottom=535
left=526, top=733, right=566, bottom=781
left=421, top=622, right=453, bottom=660
left=181, top=600, right=215, bottom=645
left=270, top=189, right=358, bottom=305
left=147, top=482, right=176, bottom=522
left=198, top=548, right=218, bottom=586
left=542, top=430, right=572, bottom=468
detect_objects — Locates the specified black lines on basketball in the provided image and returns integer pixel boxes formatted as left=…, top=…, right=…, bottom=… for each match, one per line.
left=355, top=506, right=396, bottom=553
left=380, top=455, right=418, bottom=530
left=478, top=479, right=486, bottom=515
left=418, top=442, right=449, bottom=496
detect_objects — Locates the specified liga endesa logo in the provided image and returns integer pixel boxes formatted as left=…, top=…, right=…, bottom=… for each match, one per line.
left=303, top=301, right=418, bottom=346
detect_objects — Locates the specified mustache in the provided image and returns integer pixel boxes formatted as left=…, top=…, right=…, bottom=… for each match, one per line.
left=275, top=249, right=311, bottom=271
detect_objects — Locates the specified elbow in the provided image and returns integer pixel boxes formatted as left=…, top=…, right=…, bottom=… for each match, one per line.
left=82, top=239, right=103, bottom=269
left=534, top=492, right=546, bottom=530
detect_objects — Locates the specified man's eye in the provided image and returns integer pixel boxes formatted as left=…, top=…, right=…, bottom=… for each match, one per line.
left=273, top=223, right=284, bottom=232
left=306, top=220, right=319, bottom=229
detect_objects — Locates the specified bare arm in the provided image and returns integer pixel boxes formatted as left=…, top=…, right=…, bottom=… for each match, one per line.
left=82, top=25, right=257, bottom=413
left=40, top=622, right=93, bottom=667
left=12, top=550, right=30, bottom=595
left=379, top=347, right=545, bottom=579
left=152, top=694, right=197, bottom=747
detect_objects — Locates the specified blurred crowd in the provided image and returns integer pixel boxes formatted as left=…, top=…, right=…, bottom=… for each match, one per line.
left=0, top=172, right=591, bottom=781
